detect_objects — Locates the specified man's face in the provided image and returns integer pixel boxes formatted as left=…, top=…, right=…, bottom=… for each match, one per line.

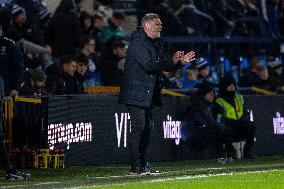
left=94, top=18, right=104, bottom=29
left=187, top=69, right=198, bottom=81
left=200, top=67, right=210, bottom=78
left=86, top=39, right=96, bottom=53
left=112, top=17, right=123, bottom=27
left=258, top=69, right=269, bottom=80
left=63, top=61, right=77, bottom=76
left=113, top=46, right=127, bottom=58
left=35, top=81, right=45, bottom=89
left=145, top=18, right=162, bottom=38
left=204, top=91, right=214, bottom=103
left=226, top=84, right=236, bottom=92
left=76, top=62, right=88, bottom=76
left=15, top=13, right=27, bottom=25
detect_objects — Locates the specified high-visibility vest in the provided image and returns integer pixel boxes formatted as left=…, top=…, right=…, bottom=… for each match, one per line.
left=215, top=94, right=244, bottom=120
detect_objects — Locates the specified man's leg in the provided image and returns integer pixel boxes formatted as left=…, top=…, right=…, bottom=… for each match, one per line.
left=0, top=126, right=14, bottom=173
left=139, top=107, right=154, bottom=167
left=242, top=120, right=256, bottom=158
left=126, top=105, right=146, bottom=172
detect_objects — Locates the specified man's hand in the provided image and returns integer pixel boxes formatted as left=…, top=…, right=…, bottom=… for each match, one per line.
left=172, top=51, right=184, bottom=64
left=180, top=51, right=195, bottom=65
left=10, top=90, right=18, bottom=97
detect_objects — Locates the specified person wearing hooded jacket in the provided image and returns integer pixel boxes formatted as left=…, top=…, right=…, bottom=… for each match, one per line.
left=180, top=82, right=224, bottom=158
left=213, top=76, right=256, bottom=159
left=119, top=13, right=195, bottom=175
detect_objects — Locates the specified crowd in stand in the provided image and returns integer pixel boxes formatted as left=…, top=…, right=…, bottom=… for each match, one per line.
left=0, top=0, right=284, bottom=97
left=137, top=0, right=284, bottom=39
left=0, top=0, right=128, bottom=96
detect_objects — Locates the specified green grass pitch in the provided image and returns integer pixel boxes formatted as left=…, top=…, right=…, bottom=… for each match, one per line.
left=1, top=156, right=284, bottom=189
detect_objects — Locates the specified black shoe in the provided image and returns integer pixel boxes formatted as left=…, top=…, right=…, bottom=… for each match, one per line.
left=129, top=167, right=141, bottom=175
left=143, top=163, right=160, bottom=175
left=6, top=170, right=31, bottom=180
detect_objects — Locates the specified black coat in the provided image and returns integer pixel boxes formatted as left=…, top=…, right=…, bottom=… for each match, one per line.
left=180, top=93, right=221, bottom=150
left=45, top=72, right=81, bottom=95
left=119, top=28, right=179, bottom=107
left=0, top=36, right=24, bottom=95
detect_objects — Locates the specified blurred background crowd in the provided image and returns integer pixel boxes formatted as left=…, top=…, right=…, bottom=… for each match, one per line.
left=0, top=0, right=284, bottom=96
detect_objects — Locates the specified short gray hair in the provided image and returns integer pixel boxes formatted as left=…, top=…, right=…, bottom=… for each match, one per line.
left=141, top=13, right=159, bottom=26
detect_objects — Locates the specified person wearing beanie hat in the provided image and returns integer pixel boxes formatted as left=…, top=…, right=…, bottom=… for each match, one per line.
left=18, top=69, right=46, bottom=96
left=7, top=4, right=33, bottom=42
left=195, top=58, right=219, bottom=86
left=267, top=57, right=284, bottom=87
left=11, top=5, right=26, bottom=18
left=38, top=9, right=51, bottom=23
left=213, top=76, right=256, bottom=161
left=181, top=82, right=224, bottom=157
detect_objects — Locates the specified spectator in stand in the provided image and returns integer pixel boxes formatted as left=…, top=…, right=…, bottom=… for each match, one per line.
left=46, top=0, right=81, bottom=58
left=100, top=12, right=125, bottom=42
left=36, top=8, right=52, bottom=46
left=79, top=35, right=102, bottom=86
left=80, top=11, right=94, bottom=36
left=13, top=0, right=42, bottom=27
left=149, top=0, right=191, bottom=36
left=207, top=0, right=236, bottom=37
left=75, top=54, right=88, bottom=93
left=239, top=56, right=262, bottom=87
left=7, top=5, right=52, bottom=70
left=244, top=0, right=259, bottom=15
left=253, top=65, right=278, bottom=91
left=196, top=58, right=219, bottom=86
left=267, top=56, right=284, bottom=86
left=160, top=71, right=180, bottom=89
left=101, top=37, right=127, bottom=86
left=180, top=65, right=201, bottom=88
left=45, top=56, right=81, bottom=95
left=18, top=69, right=46, bottom=96
left=0, top=6, right=12, bottom=34
left=176, top=1, right=216, bottom=36
left=257, top=0, right=283, bottom=40
left=92, top=12, right=105, bottom=51
left=0, top=22, right=24, bottom=96
left=7, top=5, right=33, bottom=42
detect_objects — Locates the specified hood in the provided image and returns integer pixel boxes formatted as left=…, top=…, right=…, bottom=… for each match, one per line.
left=219, top=76, right=236, bottom=97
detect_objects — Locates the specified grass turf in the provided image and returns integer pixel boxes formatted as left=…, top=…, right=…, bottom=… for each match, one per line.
left=90, top=170, right=284, bottom=189
left=1, top=155, right=284, bottom=189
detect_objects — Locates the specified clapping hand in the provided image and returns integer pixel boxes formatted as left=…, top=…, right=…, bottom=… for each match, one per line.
left=172, top=51, right=184, bottom=64
left=180, top=51, right=195, bottom=65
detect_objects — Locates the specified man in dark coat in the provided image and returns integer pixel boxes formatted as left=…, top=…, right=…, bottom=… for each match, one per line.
left=181, top=83, right=223, bottom=157
left=119, top=13, right=195, bottom=175
left=0, top=22, right=24, bottom=96
left=45, top=56, right=81, bottom=95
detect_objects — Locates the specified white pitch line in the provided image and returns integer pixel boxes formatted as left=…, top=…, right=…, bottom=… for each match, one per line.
left=88, top=167, right=224, bottom=179
left=0, top=182, right=60, bottom=189
left=80, top=169, right=280, bottom=189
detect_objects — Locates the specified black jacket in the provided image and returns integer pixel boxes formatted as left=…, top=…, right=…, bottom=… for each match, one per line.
left=0, top=36, right=24, bottom=95
left=45, top=72, right=81, bottom=95
left=119, top=28, right=179, bottom=107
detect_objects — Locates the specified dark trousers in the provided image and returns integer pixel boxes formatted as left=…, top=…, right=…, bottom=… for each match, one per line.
left=223, top=120, right=256, bottom=157
left=0, top=124, right=13, bottom=173
left=126, top=105, right=154, bottom=169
